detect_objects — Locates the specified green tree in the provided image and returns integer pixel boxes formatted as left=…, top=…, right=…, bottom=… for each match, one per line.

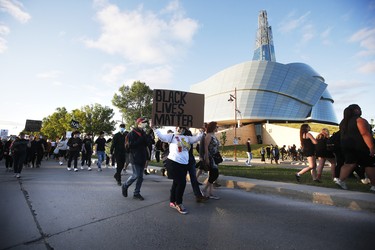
left=81, top=104, right=116, bottom=137
left=220, top=131, right=227, bottom=151
left=112, top=81, right=153, bottom=128
left=41, top=107, right=72, bottom=139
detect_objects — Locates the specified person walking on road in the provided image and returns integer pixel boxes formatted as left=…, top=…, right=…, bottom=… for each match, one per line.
left=111, top=124, right=129, bottom=186
left=67, top=131, right=83, bottom=172
left=81, top=133, right=93, bottom=171
left=94, top=131, right=107, bottom=171
left=11, top=133, right=28, bottom=178
left=154, top=125, right=203, bottom=214
left=122, top=118, right=150, bottom=201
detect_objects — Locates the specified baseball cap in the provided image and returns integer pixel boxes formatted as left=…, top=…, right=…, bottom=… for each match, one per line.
left=136, top=117, right=148, bottom=124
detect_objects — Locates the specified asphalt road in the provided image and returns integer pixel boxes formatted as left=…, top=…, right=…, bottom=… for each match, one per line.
left=0, top=161, right=374, bottom=250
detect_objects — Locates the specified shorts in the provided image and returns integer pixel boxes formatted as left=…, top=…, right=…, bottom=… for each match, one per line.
left=343, top=149, right=375, bottom=167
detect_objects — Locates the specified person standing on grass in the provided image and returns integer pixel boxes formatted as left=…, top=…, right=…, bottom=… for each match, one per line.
left=335, top=104, right=375, bottom=192
left=295, top=124, right=319, bottom=182
left=245, top=138, right=252, bottom=166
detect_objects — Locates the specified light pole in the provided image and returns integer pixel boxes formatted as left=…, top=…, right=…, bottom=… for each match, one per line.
left=228, top=88, right=238, bottom=161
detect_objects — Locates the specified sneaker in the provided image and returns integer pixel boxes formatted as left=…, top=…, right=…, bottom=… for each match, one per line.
left=361, top=178, right=371, bottom=185
left=370, top=186, right=375, bottom=192
left=59, top=161, right=63, bottom=166
left=313, top=179, right=322, bottom=183
left=169, top=202, right=177, bottom=209
left=336, top=179, right=348, bottom=190
left=74, top=168, right=78, bottom=172
left=209, top=195, right=220, bottom=200
left=16, top=173, right=20, bottom=178
left=122, top=185, right=128, bottom=197
left=196, top=196, right=209, bottom=203
left=88, top=167, right=92, bottom=171
left=98, top=168, right=102, bottom=172
left=133, top=194, right=144, bottom=200
left=67, top=167, right=71, bottom=171
left=81, top=166, right=84, bottom=170
left=144, top=169, right=150, bottom=175
left=333, top=177, right=339, bottom=184
left=175, top=204, right=188, bottom=215
left=295, top=174, right=301, bottom=182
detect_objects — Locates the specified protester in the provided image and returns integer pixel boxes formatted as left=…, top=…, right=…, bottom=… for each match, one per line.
left=111, top=124, right=129, bottom=185
left=3, top=136, right=14, bottom=171
left=295, top=124, right=319, bottom=182
left=67, top=131, right=83, bottom=172
left=335, top=104, right=375, bottom=191
left=315, top=128, right=336, bottom=182
left=260, top=146, right=266, bottom=163
left=94, top=131, right=107, bottom=171
left=202, top=121, right=221, bottom=200
left=122, top=118, right=151, bottom=201
left=11, top=133, right=28, bottom=178
left=57, top=135, right=68, bottom=166
left=154, top=125, right=203, bottom=214
left=81, top=133, right=93, bottom=171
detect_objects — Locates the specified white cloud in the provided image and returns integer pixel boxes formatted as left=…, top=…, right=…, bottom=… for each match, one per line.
left=0, top=0, right=31, bottom=23
left=101, top=64, right=127, bottom=85
left=278, top=11, right=311, bottom=33
left=36, top=70, right=62, bottom=79
left=320, top=27, right=333, bottom=45
left=349, top=27, right=375, bottom=57
left=84, top=1, right=199, bottom=65
left=0, top=36, right=7, bottom=53
left=136, top=65, right=174, bottom=89
left=357, top=61, right=375, bottom=74
left=301, top=24, right=315, bottom=43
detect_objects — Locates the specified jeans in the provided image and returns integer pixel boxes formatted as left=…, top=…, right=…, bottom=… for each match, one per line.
left=188, top=160, right=203, bottom=197
left=246, top=152, right=252, bottom=164
left=96, top=151, right=106, bottom=168
left=124, top=163, right=144, bottom=195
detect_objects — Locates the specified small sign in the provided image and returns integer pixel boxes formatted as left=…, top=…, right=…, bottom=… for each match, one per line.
left=152, top=89, right=204, bottom=128
left=1, top=129, right=8, bottom=138
left=70, top=120, right=80, bottom=129
left=25, top=120, right=42, bottom=132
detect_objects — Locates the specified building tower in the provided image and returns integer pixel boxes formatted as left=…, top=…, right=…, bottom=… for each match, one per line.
left=252, top=10, right=276, bottom=62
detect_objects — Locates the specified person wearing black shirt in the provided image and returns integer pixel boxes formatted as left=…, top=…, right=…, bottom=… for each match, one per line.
left=67, top=131, right=83, bottom=172
left=81, top=134, right=93, bottom=171
left=111, top=124, right=129, bottom=185
left=11, top=133, right=28, bottom=178
left=95, top=131, right=107, bottom=171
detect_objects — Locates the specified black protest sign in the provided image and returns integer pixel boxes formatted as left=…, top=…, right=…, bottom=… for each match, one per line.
left=25, top=120, right=42, bottom=132
left=152, top=89, right=204, bottom=128
left=70, top=119, right=80, bottom=129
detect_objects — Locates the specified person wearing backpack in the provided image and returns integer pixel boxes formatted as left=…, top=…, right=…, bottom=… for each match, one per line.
left=121, top=118, right=150, bottom=201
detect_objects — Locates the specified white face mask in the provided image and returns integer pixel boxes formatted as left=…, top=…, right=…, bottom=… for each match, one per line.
left=120, top=128, right=125, bottom=133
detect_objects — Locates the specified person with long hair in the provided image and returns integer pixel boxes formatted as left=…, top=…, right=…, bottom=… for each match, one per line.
left=295, top=124, right=318, bottom=182
left=336, top=104, right=375, bottom=191
left=202, top=121, right=221, bottom=199
left=315, top=128, right=336, bottom=182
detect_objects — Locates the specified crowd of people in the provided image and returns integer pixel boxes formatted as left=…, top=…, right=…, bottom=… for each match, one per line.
left=294, top=104, right=374, bottom=192
left=1, top=104, right=373, bottom=216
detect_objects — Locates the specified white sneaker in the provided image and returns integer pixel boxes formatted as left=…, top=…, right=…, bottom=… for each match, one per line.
left=336, top=179, right=348, bottom=190
left=67, top=167, right=71, bottom=171
left=333, top=177, right=339, bottom=184
left=16, top=174, right=20, bottom=178
left=74, top=168, right=78, bottom=172
left=370, top=186, right=375, bottom=192
left=59, top=161, right=63, bottom=166
left=88, top=167, right=92, bottom=171
left=361, top=178, right=371, bottom=185
left=81, top=166, right=84, bottom=170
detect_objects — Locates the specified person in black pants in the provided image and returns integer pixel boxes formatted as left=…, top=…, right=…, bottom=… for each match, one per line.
left=111, top=124, right=128, bottom=186
left=67, top=131, right=83, bottom=172
left=11, top=133, right=28, bottom=178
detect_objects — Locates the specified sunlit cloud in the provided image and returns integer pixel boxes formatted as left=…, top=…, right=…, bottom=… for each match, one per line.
left=36, top=70, right=62, bottom=79
left=84, top=0, right=199, bottom=65
left=0, top=0, right=31, bottom=23
left=357, top=61, right=375, bottom=74
left=278, top=11, right=311, bottom=33
left=101, top=64, right=127, bottom=86
left=349, top=27, right=375, bottom=57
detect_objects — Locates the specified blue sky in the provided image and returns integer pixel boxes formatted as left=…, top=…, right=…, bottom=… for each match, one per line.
left=0, top=0, right=374, bottom=135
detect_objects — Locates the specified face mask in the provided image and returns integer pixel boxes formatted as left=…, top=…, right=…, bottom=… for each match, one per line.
left=140, top=123, right=147, bottom=129
left=120, top=128, right=125, bottom=133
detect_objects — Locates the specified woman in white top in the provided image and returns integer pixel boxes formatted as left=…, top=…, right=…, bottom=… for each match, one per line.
left=154, top=126, right=203, bottom=215
left=57, top=135, right=68, bottom=165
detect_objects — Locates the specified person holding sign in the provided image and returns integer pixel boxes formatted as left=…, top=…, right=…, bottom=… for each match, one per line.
left=154, top=126, right=203, bottom=215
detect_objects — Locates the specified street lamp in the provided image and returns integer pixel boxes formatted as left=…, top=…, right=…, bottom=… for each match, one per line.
left=228, top=87, right=238, bottom=161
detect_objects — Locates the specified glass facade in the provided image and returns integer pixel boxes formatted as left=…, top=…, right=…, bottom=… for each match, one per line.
left=190, top=61, right=338, bottom=125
